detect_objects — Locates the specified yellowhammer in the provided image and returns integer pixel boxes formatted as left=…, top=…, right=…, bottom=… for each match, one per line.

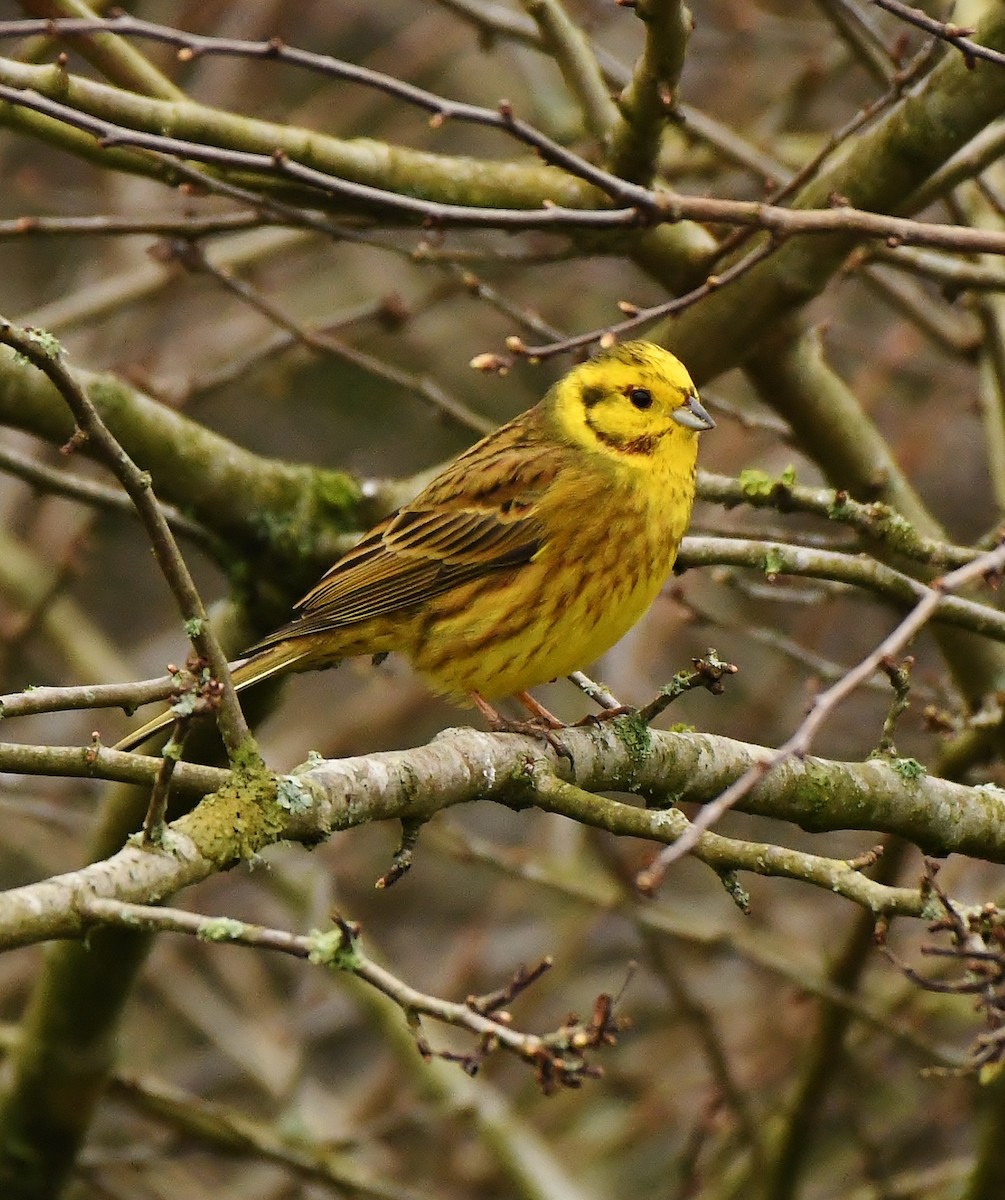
left=118, top=340, right=712, bottom=750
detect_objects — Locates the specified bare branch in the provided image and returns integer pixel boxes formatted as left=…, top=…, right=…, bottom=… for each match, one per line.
left=639, top=540, right=1005, bottom=889
left=79, top=897, right=620, bottom=1090
left=872, top=0, right=1005, bottom=70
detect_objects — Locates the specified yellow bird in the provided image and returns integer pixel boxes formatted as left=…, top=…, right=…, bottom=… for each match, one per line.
left=117, top=341, right=712, bottom=751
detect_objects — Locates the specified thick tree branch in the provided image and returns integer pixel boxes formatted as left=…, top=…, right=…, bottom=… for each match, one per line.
left=4, top=722, right=1005, bottom=951
left=606, top=0, right=691, bottom=183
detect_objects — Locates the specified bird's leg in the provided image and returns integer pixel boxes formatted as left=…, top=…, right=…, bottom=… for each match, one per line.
left=519, top=689, right=637, bottom=728
left=514, top=691, right=565, bottom=729
left=481, top=688, right=632, bottom=731
left=471, top=690, right=564, bottom=730
left=470, top=691, right=508, bottom=728
left=469, top=691, right=573, bottom=764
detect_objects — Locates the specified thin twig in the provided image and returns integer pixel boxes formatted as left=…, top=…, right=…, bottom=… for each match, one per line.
left=568, top=670, right=622, bottom=711
left=4, top=68, right=1005, bottom=260
left=77, top=897, right=622, bottom=1090
left=141, top=721, right=189, bottom=843
left=0, top=211, right=263, bottom=238
left=0, top=673, right=181, bottom=720
left=0, top=442, right=219, bottom=550
left=697, top=470, right=981, bottom=568
left=872, top=0, right=1005, bottom=69
left=162, top=240, right=494, bottom=435
left=678, top=535, right=1005, bottom=644
left=511, top=242, right=777, bottom=361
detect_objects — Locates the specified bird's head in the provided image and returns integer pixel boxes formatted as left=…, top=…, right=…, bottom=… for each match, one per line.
left=548, top=340, right=714, bottom=464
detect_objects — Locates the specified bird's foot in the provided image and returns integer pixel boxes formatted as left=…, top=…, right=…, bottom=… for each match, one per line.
left=470, top=691, right=573, bottom=764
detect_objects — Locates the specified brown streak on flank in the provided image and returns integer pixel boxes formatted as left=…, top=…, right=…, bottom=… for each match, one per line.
left=485, top=568, right=550, bottom=646
left=414, top=569, right=526, bottom=674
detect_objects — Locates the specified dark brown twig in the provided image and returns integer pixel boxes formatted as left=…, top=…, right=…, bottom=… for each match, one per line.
left=77, top=897, right=622, bottom=1091
left=872, top=0, right=1005, bottom=70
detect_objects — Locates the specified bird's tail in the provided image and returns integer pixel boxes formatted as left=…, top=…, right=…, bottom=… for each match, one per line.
left=113, top=640, right=310, bottom=753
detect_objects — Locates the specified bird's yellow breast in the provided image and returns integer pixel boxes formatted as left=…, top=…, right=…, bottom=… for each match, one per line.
left=409, top=443, right=697, bottom=700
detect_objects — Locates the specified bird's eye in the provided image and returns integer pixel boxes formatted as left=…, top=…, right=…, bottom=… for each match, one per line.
left=629, top=387, right=653, bottom=410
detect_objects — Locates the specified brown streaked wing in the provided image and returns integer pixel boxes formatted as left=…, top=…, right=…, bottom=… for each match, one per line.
left=250, top=433, right=561, bottom=645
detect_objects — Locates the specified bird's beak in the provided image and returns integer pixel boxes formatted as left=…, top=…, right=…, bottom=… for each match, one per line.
left=671, top=394, right=715, bottom=431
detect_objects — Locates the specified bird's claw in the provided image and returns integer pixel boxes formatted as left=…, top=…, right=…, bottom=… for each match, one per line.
left=481, top=712, right=574, bottom=766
